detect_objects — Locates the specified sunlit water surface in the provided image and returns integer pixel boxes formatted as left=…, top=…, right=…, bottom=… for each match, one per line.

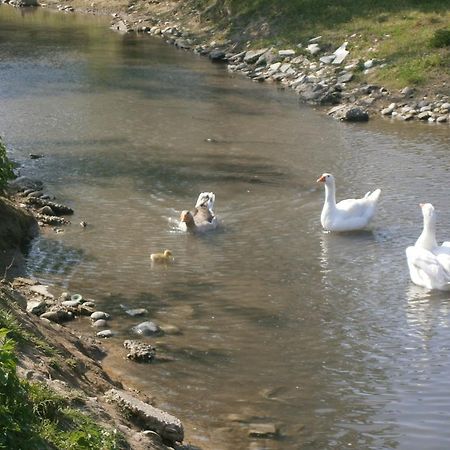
left=1, top=6, right=450, bottom=449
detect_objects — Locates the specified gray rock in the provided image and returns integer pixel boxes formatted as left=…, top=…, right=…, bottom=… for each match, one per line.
left=97, top=329, right=114, bottom=338
left=174, top=39, right=191, bottom=49
left=40, top=310, right=73, bottom=323
left=159, top=324, right=182, bottom=335
left=125, top=308, right=148, bottom=317
left=105, top=389, right=184, bottom=443
left=112, top=20, right=132, bottom=33
left=401, top=86, right=415, bottom=97
left=319, top=55, right=335, bottom=64
left=123, top=340, right=156, bottom=362
left=209, top=49, right=226, bottom=61
left=278, top=49, right=295, bottom=57
left=8, top=176, right=43, bottom=194
left=255, top=49, right=279, bottom=67
left=131, top=321, right=161, bottom=336
left=381, top=103, right=396, bottom=115
left=437, top=115, right=448, bottom=123
left=418, top=111, right=431, bottom=120
left=337, top=72, right=353, bottom=83
left=93, top=319, right=108, bottom=328
left=344, top=107, right=369, bottom=122
left=244, top=48, right=268, bottom=64
left=248, top=423, right=279, bottom=438
left=29, top=284, right=54, bottom=299
left=78, top=304, right=96, bottom=316
left=90, top=311, right=110, bottom=321
left=27, top=300, right=46, bottom=315
left=61, top=299, right=81, bottom=308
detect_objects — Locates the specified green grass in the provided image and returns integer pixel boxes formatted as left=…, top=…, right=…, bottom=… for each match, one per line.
left=0, top=307, right=57, bottom=357
left=0, top=329, right=125, bottom=450
left=193, top=0, right=450, bottom=90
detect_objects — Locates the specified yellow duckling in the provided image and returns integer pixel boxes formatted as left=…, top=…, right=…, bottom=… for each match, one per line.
left=150, top=249, right=174, bottom=264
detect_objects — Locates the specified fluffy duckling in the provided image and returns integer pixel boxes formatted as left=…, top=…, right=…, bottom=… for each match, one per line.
left=150, top=249, right=174, bottom=264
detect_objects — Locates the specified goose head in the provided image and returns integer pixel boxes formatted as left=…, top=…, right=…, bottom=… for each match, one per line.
left=420, top=203, right=435, bottom=221
left=317, top=173, right=335, bottom=187
left=163, top=250, right=173, bottom=258
left=416, top=203, right=437, bottom=250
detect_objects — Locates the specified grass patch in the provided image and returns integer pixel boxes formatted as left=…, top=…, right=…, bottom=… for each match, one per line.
left=0, top=306, right=57, bottom=357
left=193, top=0, right=450, bottom=90
left=0, top=329, right=125, bottom=450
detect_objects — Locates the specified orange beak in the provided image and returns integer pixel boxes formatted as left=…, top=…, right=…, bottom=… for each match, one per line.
left=317, top=175, right=326, bottom=183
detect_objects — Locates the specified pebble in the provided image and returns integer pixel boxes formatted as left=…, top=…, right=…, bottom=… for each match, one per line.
left=93, top=319, right=108, bottom=328
left=131, top=321, right=162, bottom=336
left=97, top=329, right=114, bottom=338
left=90, top=311, right=110, bottom=321
left=125, top=308, right=148, bottom=317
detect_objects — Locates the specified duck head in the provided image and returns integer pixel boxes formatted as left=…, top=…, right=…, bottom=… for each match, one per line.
left=163, top=249, right=173, bottom=258
left=180, top=210, right=196, bottom=230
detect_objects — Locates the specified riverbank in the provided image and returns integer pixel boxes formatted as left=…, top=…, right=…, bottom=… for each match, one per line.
left=30, top=0, right=450, bottom=124
left=0, top=192, right=193, bottom=449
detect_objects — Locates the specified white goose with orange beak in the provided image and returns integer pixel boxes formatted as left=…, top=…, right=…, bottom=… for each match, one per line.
left=317, top=173, right=381, bottom=232
left=406, top=203, right=450, bottom=290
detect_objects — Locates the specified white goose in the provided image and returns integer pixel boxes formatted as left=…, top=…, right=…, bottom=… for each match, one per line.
left=406, top=203, right=450, bottom=291
left=317, top=173, right=381, bottom=232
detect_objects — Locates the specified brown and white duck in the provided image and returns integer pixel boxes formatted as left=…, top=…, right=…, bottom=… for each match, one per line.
left=179, top=192, right=218, bottom=233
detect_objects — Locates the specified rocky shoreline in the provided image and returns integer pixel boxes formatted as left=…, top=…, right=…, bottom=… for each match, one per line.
left=1, top=276, right=192, bottom=449
left=107, top=6, right=449, bottom=125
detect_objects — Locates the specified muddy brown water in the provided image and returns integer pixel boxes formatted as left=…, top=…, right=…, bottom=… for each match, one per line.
left=2, top=5, right=450, bottom=450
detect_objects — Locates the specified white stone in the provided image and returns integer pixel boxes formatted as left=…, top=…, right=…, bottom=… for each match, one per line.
left=309, top=35, right=322, bottom=43
left=306, top=43, right=320, bottom=55
left=269, top=62, right=281, bottom=71
left=332, top=42, right=349, bottom=65
left=278, top=49, right=295, bottom=57
left=29, top=285, right=54, bottom=299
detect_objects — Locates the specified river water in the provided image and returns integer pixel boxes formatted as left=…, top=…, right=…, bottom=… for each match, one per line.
left=2, top=5, right=450, bottom=450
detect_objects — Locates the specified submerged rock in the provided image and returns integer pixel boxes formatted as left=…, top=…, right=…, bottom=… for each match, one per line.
left=131, top=321, right=162, bottom=336
left=125, top=308, right=148, bottom=317
left=105, top=389, right=184, bottom=443
left=124, top=340, right=156, bottom=362
left=90, top=311, right=110, bottom=321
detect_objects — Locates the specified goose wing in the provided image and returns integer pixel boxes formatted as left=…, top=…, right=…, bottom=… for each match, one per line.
left=406, top=246, right=450, bottom=290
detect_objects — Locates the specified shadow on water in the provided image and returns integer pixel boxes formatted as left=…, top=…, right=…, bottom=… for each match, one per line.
left=40, top=148, right=293, bottom=194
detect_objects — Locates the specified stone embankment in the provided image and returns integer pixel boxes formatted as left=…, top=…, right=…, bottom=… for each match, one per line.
left=108, top=16, right=449, bottom=125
